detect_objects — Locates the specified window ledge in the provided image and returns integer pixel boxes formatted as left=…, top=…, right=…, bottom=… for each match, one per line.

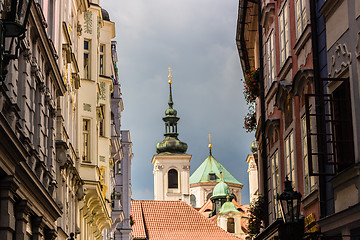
left=277, top=57, right=292, bottom=81
left=265, top=80, right=278, bottom=103
left=329, top=163, right=360, bottom=189
left=302, top=189, right=318, bottom=210
left=294, top=25, right=312, bottom=56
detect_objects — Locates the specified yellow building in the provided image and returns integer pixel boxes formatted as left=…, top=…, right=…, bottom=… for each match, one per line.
left=76, top=2, right=116, bottom=239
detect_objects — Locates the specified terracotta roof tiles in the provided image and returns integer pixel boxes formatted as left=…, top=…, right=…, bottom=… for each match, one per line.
left=131, top=200, right=241, bottom=240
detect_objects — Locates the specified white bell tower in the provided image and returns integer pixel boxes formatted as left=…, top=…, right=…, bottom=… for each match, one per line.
left=152, top=67, right=191, bottom=203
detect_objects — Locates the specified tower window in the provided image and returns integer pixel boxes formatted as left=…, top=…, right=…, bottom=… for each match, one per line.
left=227, top=218, right=235, bottom=233
left=168, top=169, right=178, bottom=189
left=209, top=173, right=216, bottom=181
left=190, top=194, right=196, bottom=208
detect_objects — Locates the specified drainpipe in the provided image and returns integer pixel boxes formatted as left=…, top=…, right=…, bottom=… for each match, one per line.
left=309, top=0, right=327, bottom=218
left=257, top=0, right=269, bottom=227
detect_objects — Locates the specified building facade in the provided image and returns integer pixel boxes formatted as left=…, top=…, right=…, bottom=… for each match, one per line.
left=236, top=0, right=321, bottom=238
left=0, top=0, right=128, bottom=239
left=237, top=0, right=360, bottom=239
left=316, top=0, right=360, bottom=237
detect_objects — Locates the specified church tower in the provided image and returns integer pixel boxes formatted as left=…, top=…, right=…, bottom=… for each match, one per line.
left=152, top=67, right=192, bottom=203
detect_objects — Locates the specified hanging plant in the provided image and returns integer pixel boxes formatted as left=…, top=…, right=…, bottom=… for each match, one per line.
left=130, top=214, right=135, bottom=227
left=243, top=68, right=260, bottom=104
left=244, top=111, right=257, bottom=133
left=248, top=195, right=266, bottom=238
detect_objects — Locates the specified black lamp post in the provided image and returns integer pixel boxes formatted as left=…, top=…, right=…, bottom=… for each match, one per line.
left=277, top=178, right=304, bottom=240
left=0, top=0, right=32, bottom=82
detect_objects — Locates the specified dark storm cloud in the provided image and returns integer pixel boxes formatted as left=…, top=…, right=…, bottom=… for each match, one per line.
left=102, top=0, right=255, bottom=203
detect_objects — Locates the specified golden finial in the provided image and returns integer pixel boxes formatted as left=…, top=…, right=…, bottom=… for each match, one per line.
left=208, top=132, right=212, bottom=149
left=168, top=66, right=173, bottom=84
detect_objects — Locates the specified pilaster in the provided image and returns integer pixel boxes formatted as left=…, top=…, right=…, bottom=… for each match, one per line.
left=0, top=176, right=19, bottom=240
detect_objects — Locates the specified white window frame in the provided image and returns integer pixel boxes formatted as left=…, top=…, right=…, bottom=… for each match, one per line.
left=84, top=40, right=90, bottom=79
left=285, top=131, right=296, bottom=187
left=301, top=115, right=316, bottom=195
left=295, top=0, right=308, bottom=38
left=270, top=150, right=281, bottom=219
left=279, top=2, right=290, bottom=66
left=82, top=119, right=90, bottom=162
left=99, top=44, right=105, bottom=75
left=266, top=30, right=276, bottom=90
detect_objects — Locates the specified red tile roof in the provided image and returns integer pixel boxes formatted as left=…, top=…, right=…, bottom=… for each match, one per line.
left=131, top=200, right=241, bottom=240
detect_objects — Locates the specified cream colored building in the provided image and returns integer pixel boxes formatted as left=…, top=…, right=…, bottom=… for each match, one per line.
left=76, top=2, right=115, bottom=239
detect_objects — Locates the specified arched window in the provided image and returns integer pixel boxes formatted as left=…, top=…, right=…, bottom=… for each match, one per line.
left=227, top=218, right=235, bottom=233
left=190, top=194, right=196, bottom=207
left=168, top=169, right=178, bottom=189
left=206, top=192, right=212, bottom=201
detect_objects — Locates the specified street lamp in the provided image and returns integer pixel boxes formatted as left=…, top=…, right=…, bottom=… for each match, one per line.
left=1, top=0, right=32, bottom=81
left=277, top=178, right=303, bottom=239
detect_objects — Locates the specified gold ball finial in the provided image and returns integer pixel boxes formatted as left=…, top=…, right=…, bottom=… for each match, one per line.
left=168, top=66, right=173, bottom=84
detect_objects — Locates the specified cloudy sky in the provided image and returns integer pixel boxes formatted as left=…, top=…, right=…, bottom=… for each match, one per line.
left=102, top=0, right=255, bottom=204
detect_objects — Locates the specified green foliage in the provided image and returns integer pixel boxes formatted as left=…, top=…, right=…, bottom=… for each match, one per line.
left=248, top=195, right=266, bottom=238
left=242, top=68, right=259, bottom=133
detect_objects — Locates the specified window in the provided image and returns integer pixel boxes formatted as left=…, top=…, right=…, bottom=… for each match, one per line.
left=84, top=40, right=90, bottom=79
left=302, top=115, right=315, bottom=195
left=117, top=161, right=121, bottom=174
left=168, top=169, right=178, bottom=189
left=295, top=0, right=307, bottom=37
left=227, top=218, right=235, bottom=233
left=190, top=194, right=196, bottom=208
left=209, top=172, right=216, bottom=181
left=285, top=132, right=295, bottom=187
left=279, top=3, right=290, bottom=66
left=331, top=82, right=355, bottom=173
left=271, top=151, right=281, bottom=219
left=99, top=105, right=105, bottom=137
left=99, top=44, right=104, bottom=75
left=266, top=31, right=275, bottom=90
left=82, top=119, right=90, bottom=162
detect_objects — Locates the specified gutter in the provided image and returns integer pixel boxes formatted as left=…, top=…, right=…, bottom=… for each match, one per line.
left=236, top=0, right=250, bottom=70
left=309, top=0, right=327, bottom=219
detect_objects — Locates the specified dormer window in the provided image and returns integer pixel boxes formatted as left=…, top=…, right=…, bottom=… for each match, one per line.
left=209, top=173, right=216, bottom=181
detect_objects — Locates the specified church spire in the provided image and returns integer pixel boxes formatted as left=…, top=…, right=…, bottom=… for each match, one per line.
left=168, top=66, right=174, bottom=108
left=155, top=67, right=188, bottom=155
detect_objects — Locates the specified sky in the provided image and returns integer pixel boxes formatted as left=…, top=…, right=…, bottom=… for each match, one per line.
left=102, top=0, right=255, bottom=204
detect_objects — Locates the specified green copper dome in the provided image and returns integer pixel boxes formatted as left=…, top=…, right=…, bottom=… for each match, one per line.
left=212, top=180, right=232, bottom=198
left=156, top=70, right=188, bottom=155
left=219, top=200, right=241, bottom=214
left=190, top=154, right=243, bottom=186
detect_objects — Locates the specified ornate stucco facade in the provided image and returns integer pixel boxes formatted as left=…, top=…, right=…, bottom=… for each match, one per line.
left=0, top=0, right=128, bottom=239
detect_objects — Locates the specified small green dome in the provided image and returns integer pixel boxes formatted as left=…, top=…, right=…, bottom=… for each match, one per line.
left=156, top=137, right=188, bottom=154
left=212, top=180, right=231, bottom=198
left=165, top=107, right=177, bottom=117
left=219, top=201, right=241, bottom=214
